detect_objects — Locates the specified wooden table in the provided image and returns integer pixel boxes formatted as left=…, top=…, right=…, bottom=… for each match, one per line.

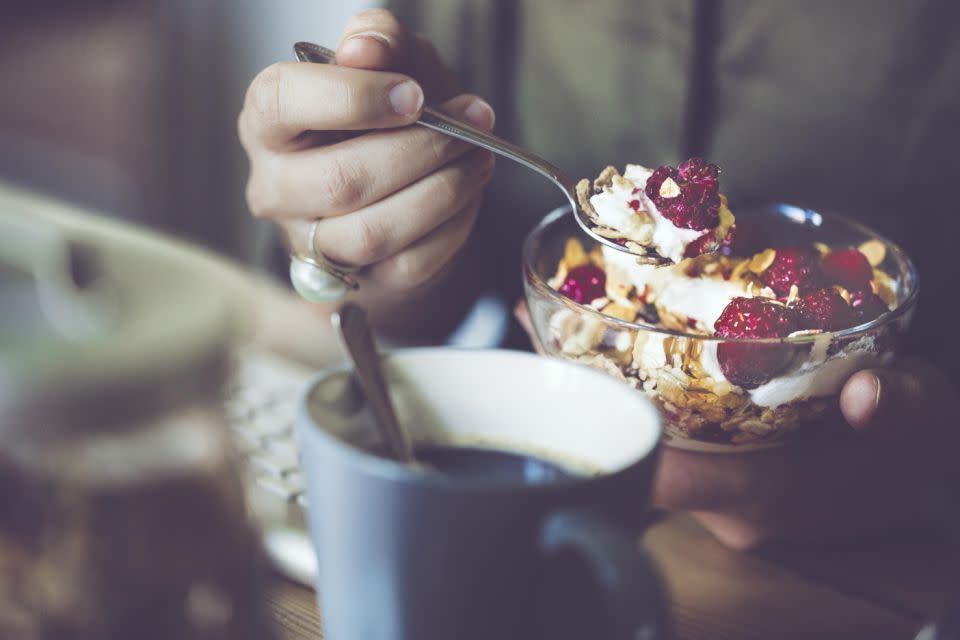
left=265, top=512, right=957, bottom=640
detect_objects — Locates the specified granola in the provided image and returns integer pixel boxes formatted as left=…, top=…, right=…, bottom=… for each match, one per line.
left=577, top=160, right=735, bottom=264
left=545, top=233, right=901, bottom=451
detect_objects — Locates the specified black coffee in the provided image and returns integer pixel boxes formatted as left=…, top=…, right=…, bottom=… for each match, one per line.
left=364, top=443, right=576, bottom=484
left=415, top=446, right=576, bottom=484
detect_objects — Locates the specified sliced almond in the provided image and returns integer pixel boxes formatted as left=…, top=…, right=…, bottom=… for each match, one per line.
left=589, top=296, right=610, bottom=310
left=872, top=270, right=897, bottom=307
left=588, top=245, right=606, bottom=266
left=729, top=258, right=752, bottom=282
left=747, top=248, right=776, bottom=273
left=548, top=260, right=569, bottom=290
left=858, top=239, right=886, bottom=267
left=603, top=302, right=637, bottom=322
left=563, top=237, right=589, bottom=268
left=634, top=211, right=655, bottom=228
left=575, top=178, right=599, bottom=221
left=659, top=177, right=681, bottom=198
left=613, top=174, right=635, bottom=191
left=757, top=285, right=778, bottom=299
left=716, top=201, right=736, bottom=240
left=786, top=283, right=800, bottom=305
left=593, top=166, right=620, bottom=191
left=605, top=264, right=635, bottom=304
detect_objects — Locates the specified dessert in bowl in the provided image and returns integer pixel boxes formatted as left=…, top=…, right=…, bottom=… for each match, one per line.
left=522, top=162, right=918, bottom=452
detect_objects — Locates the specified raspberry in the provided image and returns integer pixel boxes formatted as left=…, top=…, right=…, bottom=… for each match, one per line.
left=848, top=288, right=888, bottom=323
left=682, top=232, right=720, bottom=258
left=795, top=288, right=856, bottom=331
left=558, top=263, right=606, bottom=304
left=644, top=157, right=721, bottom=231
left=714, top=297, right=799, bottom=388
left=820, top=248, right=874, bottom=290
left=762, top=247, right=823, bottom=297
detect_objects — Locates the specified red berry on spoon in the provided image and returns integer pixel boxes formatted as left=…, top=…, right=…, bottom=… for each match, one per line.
left=714, top=297, right=799, bottom=388
left=762, top=247, right=823, bottom=297
left=558, top=263, right=607, bottom=304
left=795, top=288, right=856, bottom=331
left=821, top=248, right=873, bottom=290
left=645, top=157, right=721, bottom=231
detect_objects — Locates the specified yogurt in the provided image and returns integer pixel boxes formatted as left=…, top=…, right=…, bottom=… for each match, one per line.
left=591, top=164, right=705, bottom=263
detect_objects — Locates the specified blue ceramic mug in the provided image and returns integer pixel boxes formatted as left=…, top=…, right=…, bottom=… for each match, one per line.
left=296, top=349, right=670, bottom=640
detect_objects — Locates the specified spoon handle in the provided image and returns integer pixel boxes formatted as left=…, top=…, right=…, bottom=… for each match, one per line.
left=333, top=303, right=414, bottom=463
left=417, top=108, right=574, bottom=193
left=293, top=42, right=576, bottom=198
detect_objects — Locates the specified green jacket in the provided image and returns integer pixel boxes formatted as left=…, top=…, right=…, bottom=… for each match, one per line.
left=392, top=0, right=960, bottom=378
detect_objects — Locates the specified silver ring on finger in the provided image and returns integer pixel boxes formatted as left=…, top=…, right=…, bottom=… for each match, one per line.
left=308, top=220, right=361, bottom=275
left=288, top=221, right=359, bottom=302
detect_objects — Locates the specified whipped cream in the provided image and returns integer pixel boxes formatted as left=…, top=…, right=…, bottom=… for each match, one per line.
left=602, top=246, right=747, bottom=329
left=603, top=246, right=888, bottom=407
left=590, top=165, right=704, bottom=263
left=748, top=336, right=891, bottom=409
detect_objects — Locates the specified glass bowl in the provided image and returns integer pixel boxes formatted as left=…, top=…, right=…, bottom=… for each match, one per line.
left=522, top=204, right=918, bottom=453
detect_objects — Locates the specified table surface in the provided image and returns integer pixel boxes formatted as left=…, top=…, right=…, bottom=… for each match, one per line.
left=264, top=512, right=957, bottom=640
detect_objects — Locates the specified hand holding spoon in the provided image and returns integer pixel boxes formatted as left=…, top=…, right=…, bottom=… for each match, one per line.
left=292, top=41, right=671, bottom=265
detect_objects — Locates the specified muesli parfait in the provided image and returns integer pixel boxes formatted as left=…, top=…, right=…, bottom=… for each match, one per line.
left=525, top=158, right=916, bottom=451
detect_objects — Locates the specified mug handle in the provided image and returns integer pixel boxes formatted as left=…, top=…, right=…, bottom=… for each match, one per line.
left=538, top=509, right=671, bottom=640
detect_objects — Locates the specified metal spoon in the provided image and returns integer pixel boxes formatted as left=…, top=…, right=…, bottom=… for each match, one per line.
left=332, top=302, right=415, bottom=464
left=293, top=41, right=668, bottom=264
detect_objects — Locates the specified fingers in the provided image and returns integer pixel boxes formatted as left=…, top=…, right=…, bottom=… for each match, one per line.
left=249, top=94, right=494, bottom=221
left=651, top=447, right=754, bottom=512
left=365, top=193, right=483, bottom=292
left=296, top=148, right=493, bottom=267
left=840, top=358, right=956, bottom=440
left=335, top=10, right=458, bottom=100
left=335, top=8, right=412, bottom=71
left=839, top=371, right=882, bottom=430
left=240, top=62, right=423, bottom=150
left=653, top=435, right=922, bottom=549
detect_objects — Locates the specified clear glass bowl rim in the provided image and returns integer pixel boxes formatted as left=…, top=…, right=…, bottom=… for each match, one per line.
left=522, top=203, right=919, bottom=345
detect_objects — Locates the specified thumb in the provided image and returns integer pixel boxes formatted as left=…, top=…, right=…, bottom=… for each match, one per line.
left=335, top=10, right=458, bottom=102
left=840, top=359, right=955, bottom=440
left=336, top=9, right=413, bottom=71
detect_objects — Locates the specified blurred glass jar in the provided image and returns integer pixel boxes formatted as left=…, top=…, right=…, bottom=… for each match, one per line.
left=0, top=212, right=269, bottom=639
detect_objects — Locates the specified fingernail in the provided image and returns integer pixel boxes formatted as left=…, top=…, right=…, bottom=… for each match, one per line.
left=389, top=80, right=423, bottom=116
left=348, top=31, right=393, bottom=47
left=339, top=32, right=392, bottom=59
left=463, top=98, right=495, bottom=130
left=870, top=371, right=884, bottom=411
left=842, top=371, right=881, bottom=429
